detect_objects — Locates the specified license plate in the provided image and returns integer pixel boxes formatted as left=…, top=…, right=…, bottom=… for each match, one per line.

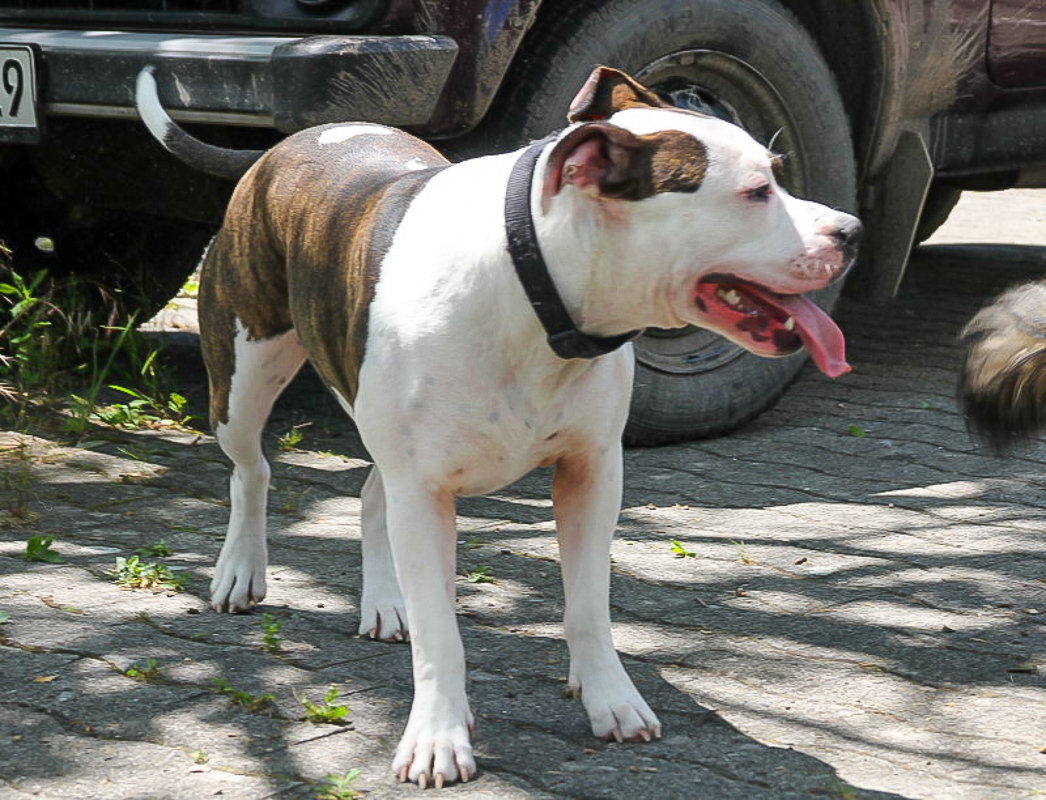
left=0, top=44, right=41, bottom=143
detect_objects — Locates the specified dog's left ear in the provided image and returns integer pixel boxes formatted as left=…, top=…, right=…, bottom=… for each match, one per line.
left=567, top=66, right=667, bottom=122
left=542, top=122, right=708, bottom=208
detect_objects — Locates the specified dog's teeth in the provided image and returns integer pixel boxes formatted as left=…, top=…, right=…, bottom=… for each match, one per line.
left=783, top=316, right=796, bottom=331
left=718, top=288, right=742, bottom=307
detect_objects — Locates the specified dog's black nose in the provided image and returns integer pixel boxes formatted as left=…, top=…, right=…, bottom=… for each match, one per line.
left=831, top=216, right=863, bottom=248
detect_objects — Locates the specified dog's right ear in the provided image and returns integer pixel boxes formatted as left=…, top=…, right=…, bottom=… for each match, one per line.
left=567, top=66, right=667, bottom=122
left=543, top=123, right=646, bottom=205
left=542, top=122, right=708, bottom=209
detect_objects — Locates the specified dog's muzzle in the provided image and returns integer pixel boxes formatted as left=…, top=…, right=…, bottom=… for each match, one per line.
left=827, top=214, right=863, bottom=281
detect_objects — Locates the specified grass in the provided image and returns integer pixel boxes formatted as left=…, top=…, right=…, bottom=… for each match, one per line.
left=1, top=440, right=35, bottom=524
left=0, top=257, right=195, bottom=436
left=0, top=264, right=72, bottom=409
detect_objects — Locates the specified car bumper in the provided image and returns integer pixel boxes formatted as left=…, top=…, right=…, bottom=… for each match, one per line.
left=0, top=28, right=458, bottom=134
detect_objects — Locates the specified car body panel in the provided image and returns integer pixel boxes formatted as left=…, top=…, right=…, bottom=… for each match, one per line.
left=0, top=0, right=1045, bottom=296
left=989, top=0, right=1046, bottom=88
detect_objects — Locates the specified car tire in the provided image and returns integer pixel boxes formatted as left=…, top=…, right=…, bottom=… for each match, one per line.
left=483, top=0, right=857, bottom=444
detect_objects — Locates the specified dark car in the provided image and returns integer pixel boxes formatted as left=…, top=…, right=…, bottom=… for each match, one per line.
left=1, top=0, right=1045, bottom=444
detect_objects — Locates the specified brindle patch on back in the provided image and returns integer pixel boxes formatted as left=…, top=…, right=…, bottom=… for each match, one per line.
left=199, top=124, right=448, bottom=428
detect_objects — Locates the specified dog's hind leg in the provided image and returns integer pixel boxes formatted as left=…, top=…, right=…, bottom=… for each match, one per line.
left=553, top=446, right=662, bottom=743
left=211, top=323, right=307, bottom=612
left=358, top=466, right=410, bottom=641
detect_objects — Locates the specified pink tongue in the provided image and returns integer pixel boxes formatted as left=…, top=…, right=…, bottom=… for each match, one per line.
left=750, top=289, right=850, bottom=377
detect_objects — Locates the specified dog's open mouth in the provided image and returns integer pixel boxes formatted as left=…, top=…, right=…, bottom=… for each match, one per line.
left=694, top=279, right=850, bottom=377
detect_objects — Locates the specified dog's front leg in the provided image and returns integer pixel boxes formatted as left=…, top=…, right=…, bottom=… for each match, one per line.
left=384, top=482, right=475, bottom=787
left=553, top=446, right=662, bottom=742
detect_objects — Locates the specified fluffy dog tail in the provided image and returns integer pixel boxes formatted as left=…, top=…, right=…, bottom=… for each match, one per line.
left=135, top=66, right=264, bottom=181
left=959, top=279, right=1046, bottom=453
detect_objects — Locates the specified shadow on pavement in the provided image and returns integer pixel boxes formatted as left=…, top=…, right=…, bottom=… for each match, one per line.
left=2, top=243, right=1045, bottom=797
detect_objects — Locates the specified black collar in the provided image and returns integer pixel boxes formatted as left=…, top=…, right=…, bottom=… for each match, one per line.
left=504, top=137, right=640, bottom=360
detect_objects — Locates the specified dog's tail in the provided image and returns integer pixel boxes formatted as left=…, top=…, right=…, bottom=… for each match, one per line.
left=959, top=279, right=1046, bottom=454
left=135, top=66, right=264, bottom=182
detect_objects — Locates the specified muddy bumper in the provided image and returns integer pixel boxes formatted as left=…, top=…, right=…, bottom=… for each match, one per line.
left=0, top=28, right=458, bottom=136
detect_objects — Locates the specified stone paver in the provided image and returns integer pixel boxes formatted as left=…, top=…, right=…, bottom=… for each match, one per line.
left=2, top=190, right=1046, bottom=798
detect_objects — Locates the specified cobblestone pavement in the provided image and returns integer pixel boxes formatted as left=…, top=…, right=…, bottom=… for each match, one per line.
left=2, top=190, right=1045, bottom=799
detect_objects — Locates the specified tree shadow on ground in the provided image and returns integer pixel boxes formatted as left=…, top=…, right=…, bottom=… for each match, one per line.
left=2, top=246, right=1044, bottom=797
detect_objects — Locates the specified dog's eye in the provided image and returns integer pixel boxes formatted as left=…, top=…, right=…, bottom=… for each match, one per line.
left=746, top=183, right=773, bottom=203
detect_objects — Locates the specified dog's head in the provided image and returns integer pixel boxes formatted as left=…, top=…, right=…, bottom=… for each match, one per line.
left=542, top=66, right=861, bottom=377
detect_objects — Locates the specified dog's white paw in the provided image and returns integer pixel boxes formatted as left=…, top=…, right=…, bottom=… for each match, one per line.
left=568, top=668, right=661, bottom=742
left=358, top=592, right=409, bottom=641
left=392, top=701, right=476, bottom=787
left=210, top=540, right=267, bottom=613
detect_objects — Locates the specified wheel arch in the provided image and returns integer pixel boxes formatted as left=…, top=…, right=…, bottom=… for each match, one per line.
left=771, top=0, right=884, bottom=181
left=472, top=0, right=886, bottom=173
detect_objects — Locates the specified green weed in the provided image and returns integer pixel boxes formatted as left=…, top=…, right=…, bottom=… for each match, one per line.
left=846, top=424, right=867, bottom=438
left=1, top=440, right=34, bottom=524
left=301, top=684, right=350, bottom=724
left=670, top=538, right=698, bottom=559
left=89, top=383, right=191, bottom=431
left=111, top=555, right=186, bottom=591
left=731, top=540, right=756, bottom=565
left=277, top=424, right=308, bottom=452
left=0, top=610, right=10, bottom=624
left=827, top=780, right=859, bottom=800
left=315, top=769, right=362, bottom=800
left=211, top=676, right=275, bottom=713
left=24, top=534, right=62, bottom=563
left=261, top=612, right=284, bottom=653
left=465, top=565, right=496, bottom=584
left=134, top=540, right=172, bottom=558
left=125, top=658, right=160, bottom=682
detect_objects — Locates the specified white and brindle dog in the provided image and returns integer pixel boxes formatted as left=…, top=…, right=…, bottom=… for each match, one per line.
left=136, top=65, right=860, bottom=787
